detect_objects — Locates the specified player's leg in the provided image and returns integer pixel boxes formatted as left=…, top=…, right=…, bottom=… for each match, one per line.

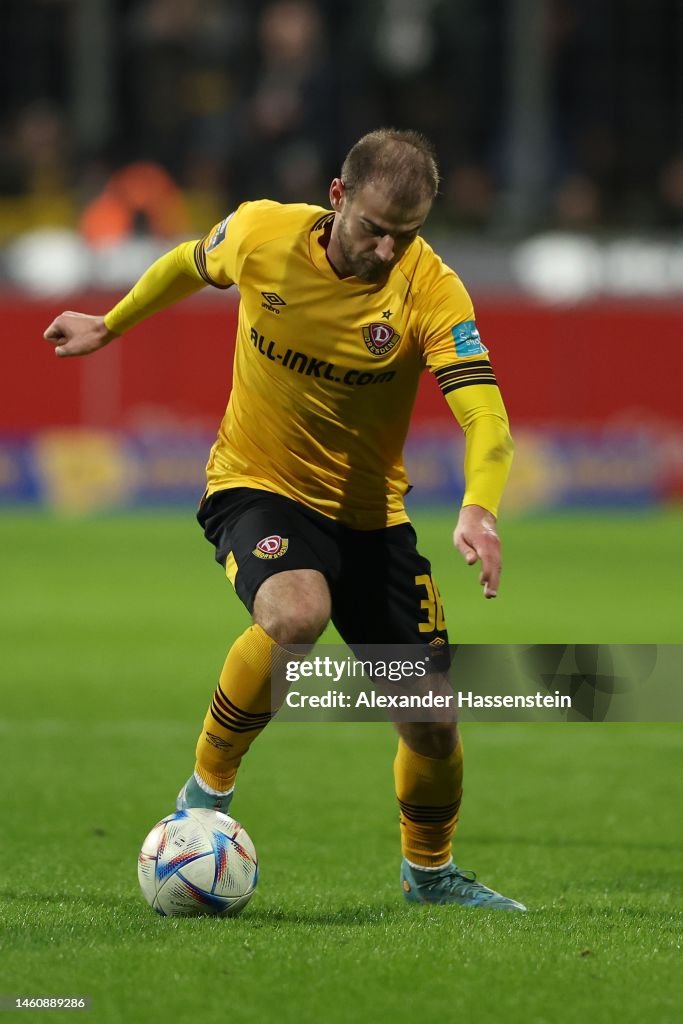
left=186, top=569, right=330, bottom=802
left=177, top=489, right=334, bottom=811
left=392, top=684, right=524, bottom=910
left=331, top=523, right=462, bottom=865
left=393, top=716, right=463, bottom=869
left=332, top=523, right=525, bottom=910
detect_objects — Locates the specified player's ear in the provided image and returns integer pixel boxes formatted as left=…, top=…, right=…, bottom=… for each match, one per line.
left=329, top=178, right=346, bottom=211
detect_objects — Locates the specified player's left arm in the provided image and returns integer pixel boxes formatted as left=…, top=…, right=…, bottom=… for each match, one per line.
left=445, top=380, right=513, bottom=599
left=418, top=260, right=513, bottom=598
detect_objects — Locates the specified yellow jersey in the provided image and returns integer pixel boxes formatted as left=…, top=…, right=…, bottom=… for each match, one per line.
left=191, top=200, right=505, bottom=529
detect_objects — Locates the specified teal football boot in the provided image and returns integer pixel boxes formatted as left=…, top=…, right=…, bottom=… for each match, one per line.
left=401, top=859, right=526, bottom=911
left=176, top=774, right=234, bottom=814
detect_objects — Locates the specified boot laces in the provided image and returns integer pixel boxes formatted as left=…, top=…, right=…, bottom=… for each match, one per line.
left=424, top=866, right=499, bottom=901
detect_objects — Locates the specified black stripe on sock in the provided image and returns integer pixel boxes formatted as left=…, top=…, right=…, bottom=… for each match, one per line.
left=210, top=691, right=273, bottom=730
left=215, top=685, right=274, bottom=722
left=398, top=799, right=461, bottom=823
left=210, top=699, right=272, bottom=734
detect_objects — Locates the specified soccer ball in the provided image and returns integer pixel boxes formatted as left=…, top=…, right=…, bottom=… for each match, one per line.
left=138, top=808, right=258, bottom=917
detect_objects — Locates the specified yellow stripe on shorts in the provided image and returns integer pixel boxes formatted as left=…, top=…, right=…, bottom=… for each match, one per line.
left=225, top=552, right=238, bottom=586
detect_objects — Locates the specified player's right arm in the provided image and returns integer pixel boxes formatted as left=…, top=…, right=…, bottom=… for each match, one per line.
left=44, top=203, right=277, bottom=355
left=43, top=240, right=210, bottom=357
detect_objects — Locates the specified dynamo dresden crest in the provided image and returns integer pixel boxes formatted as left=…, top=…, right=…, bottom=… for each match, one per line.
left=253, top=535, right=289, bottom=560
left=362, top=322, right=401, bottom=356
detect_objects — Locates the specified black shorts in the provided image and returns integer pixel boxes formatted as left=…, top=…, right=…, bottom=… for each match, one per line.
left=197, top=488, right=450, bottom=664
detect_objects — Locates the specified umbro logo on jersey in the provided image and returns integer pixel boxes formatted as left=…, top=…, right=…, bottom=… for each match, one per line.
left=253, top=535, right=289, bottom=559
left=261, top=291, right=287, bottom=314
left=362, top=322, right=401, bottom=357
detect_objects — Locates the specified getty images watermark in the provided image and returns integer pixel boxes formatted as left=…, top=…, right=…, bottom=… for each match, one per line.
left=270, top=645, right=682, bottom=723
left=283, top=654, right=570, bottom=712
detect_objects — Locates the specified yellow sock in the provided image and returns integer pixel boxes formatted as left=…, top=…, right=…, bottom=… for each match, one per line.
left=393, top=735, right=464, bottom=868
left=194, top=623, right=282, bottom=792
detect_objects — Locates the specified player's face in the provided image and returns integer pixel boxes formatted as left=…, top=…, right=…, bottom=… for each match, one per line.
left=330, top=180, right=431, bottom=284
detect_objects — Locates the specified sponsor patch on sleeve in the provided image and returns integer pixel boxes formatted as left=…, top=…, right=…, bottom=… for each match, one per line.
left=451, top=320, right=488, bottom=358
left=206, top=213, right=234, bottom=252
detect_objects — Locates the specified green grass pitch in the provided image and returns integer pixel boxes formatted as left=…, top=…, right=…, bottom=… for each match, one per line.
left=1, top=508, right=682, bottom=1023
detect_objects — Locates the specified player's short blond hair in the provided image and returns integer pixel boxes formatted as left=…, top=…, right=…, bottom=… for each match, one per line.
left=341, top=128, right=440, bottom=206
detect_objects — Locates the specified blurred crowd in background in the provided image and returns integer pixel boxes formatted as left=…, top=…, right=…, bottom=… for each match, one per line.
left=1, top=0, right=681, bottom=510
left=1, top=0, right=682, bottom=248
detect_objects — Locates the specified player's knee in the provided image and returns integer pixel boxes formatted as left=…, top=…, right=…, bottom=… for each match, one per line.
left=260, top=602, right=329, bottom=645
left=253, top=570, right=331, bottom=645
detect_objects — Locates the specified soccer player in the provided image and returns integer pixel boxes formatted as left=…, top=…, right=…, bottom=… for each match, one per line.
left=44, top=129, right=525, bottom=911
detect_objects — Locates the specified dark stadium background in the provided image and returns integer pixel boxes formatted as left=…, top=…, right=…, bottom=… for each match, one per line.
left=1, top=5, right=682, bottom=1024
left=1, top=0, right=682, bottom=515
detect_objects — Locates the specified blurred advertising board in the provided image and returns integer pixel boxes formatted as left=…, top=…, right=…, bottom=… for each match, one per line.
left=2, top=293, right=682, bottom=512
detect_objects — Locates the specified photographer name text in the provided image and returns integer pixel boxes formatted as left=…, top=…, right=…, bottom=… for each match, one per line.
left=285, top=689, right=572, bottom=710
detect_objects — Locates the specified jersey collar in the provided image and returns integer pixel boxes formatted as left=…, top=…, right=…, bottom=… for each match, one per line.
left=308, top=212, right=387, bottom=291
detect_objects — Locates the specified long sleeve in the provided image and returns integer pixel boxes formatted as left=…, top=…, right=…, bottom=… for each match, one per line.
left=103, top=240, right=210, bottom=335
left=445, top=383, right=514, bottom=517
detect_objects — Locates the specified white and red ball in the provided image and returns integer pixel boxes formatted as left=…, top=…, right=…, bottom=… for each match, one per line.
left=138, top=808, right=258, bottom=917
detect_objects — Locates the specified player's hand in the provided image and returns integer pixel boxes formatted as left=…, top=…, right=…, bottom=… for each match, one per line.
left=43, top=311, right=117, bottom=357
left=453, top=504, right=502, bottom=599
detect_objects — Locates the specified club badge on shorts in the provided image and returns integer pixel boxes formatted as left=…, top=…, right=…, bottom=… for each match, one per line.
left=252, top=535, right=289, bottom=559
left=362, top=322, right=401, bottom=356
